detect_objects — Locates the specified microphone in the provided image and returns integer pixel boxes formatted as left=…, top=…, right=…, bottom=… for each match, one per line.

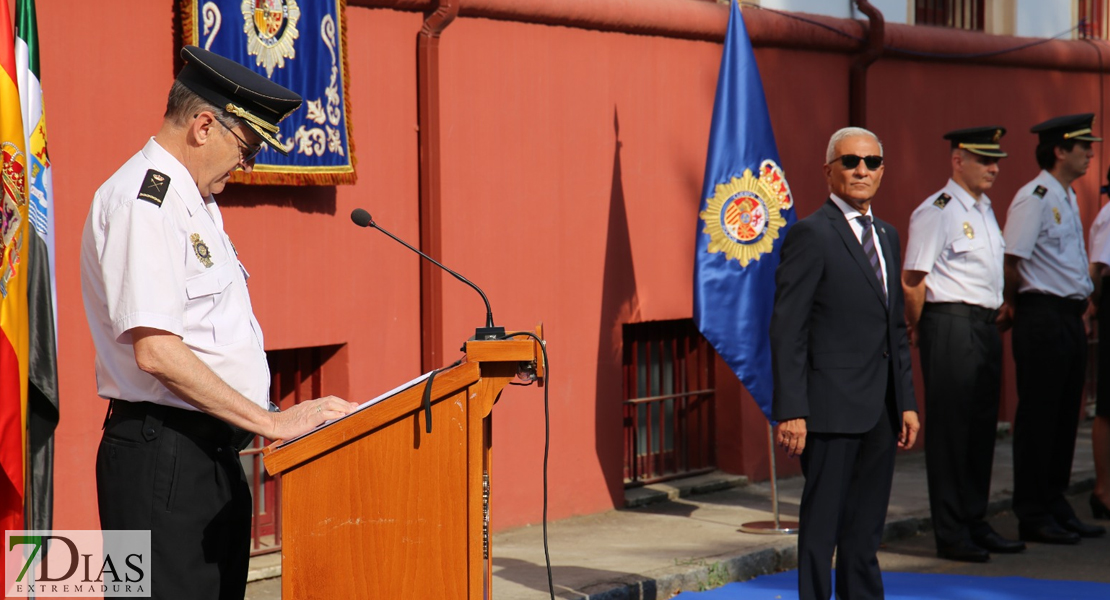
left=351, top=208, right=504, bottom=340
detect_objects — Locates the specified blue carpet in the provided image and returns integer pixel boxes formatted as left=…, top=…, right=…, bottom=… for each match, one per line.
left=672, top=570, right=1110, bottom=599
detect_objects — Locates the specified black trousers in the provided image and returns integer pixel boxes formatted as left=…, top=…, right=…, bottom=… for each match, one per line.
left=798, top=400, right=898, bottom=600
left=1011, top=293, right=1087, bottom=526
left=1098, top=277, right=1110, bottom=417
left=97, top=401, right=252, bottom=600
left=918, top=303, right=1002, bottom=547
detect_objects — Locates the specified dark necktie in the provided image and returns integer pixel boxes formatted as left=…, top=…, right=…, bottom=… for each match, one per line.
left=858, top=215, right=887, bottom=304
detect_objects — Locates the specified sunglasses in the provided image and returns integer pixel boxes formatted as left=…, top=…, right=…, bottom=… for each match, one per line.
left=829, top=154, right=883, bottom=171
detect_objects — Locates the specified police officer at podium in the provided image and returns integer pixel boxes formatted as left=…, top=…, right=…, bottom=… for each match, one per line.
left=903, top=126, right=1025, bottom=562
left=80, top=46, right=357, bottom=598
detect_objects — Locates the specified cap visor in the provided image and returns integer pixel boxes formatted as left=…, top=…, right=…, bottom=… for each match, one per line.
left=968, top=148, right=1008, bottom=158
left=244, top=122, right=291, bottom=156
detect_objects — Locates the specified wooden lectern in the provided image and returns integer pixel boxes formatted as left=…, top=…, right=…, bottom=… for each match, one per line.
left=263, top=334, right=544, bottom=599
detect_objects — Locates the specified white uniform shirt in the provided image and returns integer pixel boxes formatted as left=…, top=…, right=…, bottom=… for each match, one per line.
left=1089, top=202, right=1110, bottom=268
left=1003, top=170, right=1093, bottom=299
left=830, top=194, right=888, bottom=287
left=903, top=179, right=1004, bottom=309
left=80, top=137, right=270, bottom=411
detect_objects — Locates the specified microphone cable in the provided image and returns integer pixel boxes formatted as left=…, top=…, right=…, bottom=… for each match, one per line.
left=498, top=330, right=554, bottom=600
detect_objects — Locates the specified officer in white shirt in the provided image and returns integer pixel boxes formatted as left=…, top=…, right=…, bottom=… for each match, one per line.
left=1003, top=113, right=1106, bottom=545
left=80, top=46, right=357, bottom=599
left=903, top=126, right=1025, bottom=562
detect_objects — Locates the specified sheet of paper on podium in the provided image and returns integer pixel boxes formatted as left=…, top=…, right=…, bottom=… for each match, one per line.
left=277, top=371, right=433, bottom=447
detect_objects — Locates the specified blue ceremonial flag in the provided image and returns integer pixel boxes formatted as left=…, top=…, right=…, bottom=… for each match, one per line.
left=693, top=0, right=796, bottom=421
left=182, top=0, right=355, bottom=185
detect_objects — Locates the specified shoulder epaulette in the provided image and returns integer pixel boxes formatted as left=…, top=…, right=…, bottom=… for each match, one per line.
left=933, top=193, right=951, bottom=209
left=137, top=169, right=170, bottom=207
left=1033, top=185, right=1047, bottom=199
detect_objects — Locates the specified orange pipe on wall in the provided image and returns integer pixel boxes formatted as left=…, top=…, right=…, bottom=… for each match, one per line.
left=417, top=0, right=459, bottom=372
left=850, top=0, right=885, bottom=128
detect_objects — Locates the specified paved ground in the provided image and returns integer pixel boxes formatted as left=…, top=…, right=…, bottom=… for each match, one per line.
left=245, top=422, right=1099, bottom=599
left=878, top=490, right=1110, bottom=584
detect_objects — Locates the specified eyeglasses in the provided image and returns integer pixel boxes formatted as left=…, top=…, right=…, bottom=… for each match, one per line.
left=214, top=118, right=263, bottom=164
left=829, top=154, right=883, bottom=171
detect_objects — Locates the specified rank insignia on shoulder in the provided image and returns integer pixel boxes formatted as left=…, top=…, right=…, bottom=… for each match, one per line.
left=1033, top=185, right=1048, bottom=198
left=190, top=233, right=214, bottom=268
left=933, top=193, right=951, bottom=208
left=137, top=169, right=170, bottom=207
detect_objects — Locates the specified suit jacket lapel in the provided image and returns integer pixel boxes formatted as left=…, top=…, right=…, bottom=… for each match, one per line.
left=822, top=199, right=887, bottom=306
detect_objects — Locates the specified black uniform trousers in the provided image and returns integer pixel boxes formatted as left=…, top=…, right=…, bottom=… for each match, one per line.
left=1098, top=277, right=1110, bottom=417
left=918, top=303, right=1002, bottom=548
left=798, top=386, right=899, bottom=600
left=97, top=401, right=252, bottom=600
left=1011, top=293, right=1087, bottom=527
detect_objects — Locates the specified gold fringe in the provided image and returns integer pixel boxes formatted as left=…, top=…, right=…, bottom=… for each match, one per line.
left=180, top=0, right=195, bottom=44
left=229, top=169, right=356, bottom=186
left=339, top=0, right=358, bottom=183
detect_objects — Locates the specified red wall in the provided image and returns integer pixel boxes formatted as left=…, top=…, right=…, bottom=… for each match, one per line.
left=38, top=0, right=1110, bottom=532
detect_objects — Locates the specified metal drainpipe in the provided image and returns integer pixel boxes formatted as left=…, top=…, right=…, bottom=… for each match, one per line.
left=849, top=0, right=885, bottom=128
left=417, top=0, right=459, bottom=372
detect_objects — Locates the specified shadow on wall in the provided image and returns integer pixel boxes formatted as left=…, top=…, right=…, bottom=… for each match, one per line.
left=596, top=108, right=642, bottom=508
left=220, top=183, right=338, bottom=215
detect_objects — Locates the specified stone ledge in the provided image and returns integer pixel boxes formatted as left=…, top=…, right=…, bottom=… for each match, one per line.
left=624, top=471, right=749, bottom=509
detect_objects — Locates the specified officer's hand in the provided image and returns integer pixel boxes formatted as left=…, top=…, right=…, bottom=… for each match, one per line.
left=907, top=323, right=918, bottom=347
left=268, top=395, right=358, bottom=441
left=899, top=411, right=920, bottom=450
left=995, top=303, right=1014, bottom=333
left=775, top=418, right=807, bottom=458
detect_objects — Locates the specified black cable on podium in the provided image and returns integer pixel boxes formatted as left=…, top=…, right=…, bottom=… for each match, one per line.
left=498, top=330, right=553, bottom=599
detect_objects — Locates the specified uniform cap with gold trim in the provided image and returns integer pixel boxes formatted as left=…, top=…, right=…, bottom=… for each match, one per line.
left=943, top=126, right=1007, bottom=158
left=176, top=45, right=302, bottom=155
left=1031, top=113, right=1103, bottom=146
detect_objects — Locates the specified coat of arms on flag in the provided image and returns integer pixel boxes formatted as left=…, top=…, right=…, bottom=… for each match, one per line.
left=700, top=160, right=793, bottom=267
left=180, top=0, right=356, bottom=185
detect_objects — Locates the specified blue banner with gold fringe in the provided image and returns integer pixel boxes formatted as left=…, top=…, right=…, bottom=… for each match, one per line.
left=181, top=0, right=355, bottom=185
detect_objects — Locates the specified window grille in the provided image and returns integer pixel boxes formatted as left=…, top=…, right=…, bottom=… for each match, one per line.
left=622, top=319, right=716, bottom=486
left=242, top=344, right=344, bottom=555
left=915, top=0, right=986, bottom=31
left=1079, top=0, right=1107, bottom=38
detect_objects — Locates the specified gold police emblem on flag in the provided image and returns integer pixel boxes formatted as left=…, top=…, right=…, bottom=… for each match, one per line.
left=241, top=0, right=301, bottom=77
left=700, top=165, right=787, bottom=267
left=191, top=233, right=214, bottom=268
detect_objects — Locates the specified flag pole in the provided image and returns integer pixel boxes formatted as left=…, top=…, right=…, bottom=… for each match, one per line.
left=739, top=422, right=799, bottom=535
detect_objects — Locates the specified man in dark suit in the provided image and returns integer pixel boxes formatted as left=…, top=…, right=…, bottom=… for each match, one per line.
left=771, top=127, right=920, bottom=600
